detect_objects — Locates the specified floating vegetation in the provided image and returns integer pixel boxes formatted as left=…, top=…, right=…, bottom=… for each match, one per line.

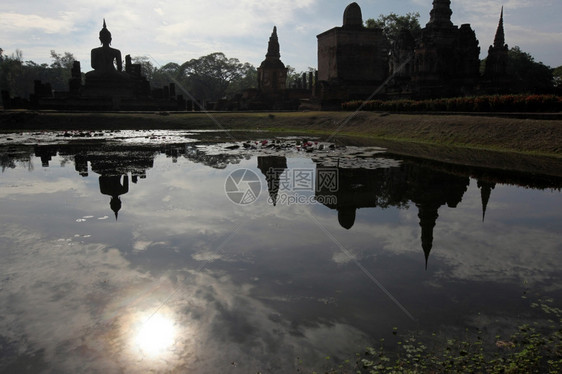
left=318, top=298, right=562, bottom=373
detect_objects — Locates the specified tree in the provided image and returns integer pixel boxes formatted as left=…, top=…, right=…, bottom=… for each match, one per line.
left=0, top=49, right=25, bottom=99
left=365, top=12, right=421, bottom=45
left=507, top=46, right=553, bottom=93
left=131, top=56, right=156, bottom=81
left=553, top=65, right=562, bottom=89
left=225, top=62, right=257, bottom=97
left=49, top=50, right=75, bottom=91
left=1, top=49, right=79, bottom=102
left=151, top=62, right=182, bottom=89
left=50, top=50, right=75, bottom=70
left=285, top=65, right=299, bottom=88
left=177, top=52, right=256, bottom=102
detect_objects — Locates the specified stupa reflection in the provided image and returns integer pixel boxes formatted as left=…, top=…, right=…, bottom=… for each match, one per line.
left=315, top=161, right=470, bottom=269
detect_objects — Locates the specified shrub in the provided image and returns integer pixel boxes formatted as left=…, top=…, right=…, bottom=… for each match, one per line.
left=342, top=95, right=562, bottom=113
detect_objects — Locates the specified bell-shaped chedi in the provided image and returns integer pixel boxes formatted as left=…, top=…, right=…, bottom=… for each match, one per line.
left=342, top=2, right=363, bottom=29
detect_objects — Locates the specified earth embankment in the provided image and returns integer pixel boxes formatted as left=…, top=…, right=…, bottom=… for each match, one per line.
left=1, top=110, right=561, bottom=175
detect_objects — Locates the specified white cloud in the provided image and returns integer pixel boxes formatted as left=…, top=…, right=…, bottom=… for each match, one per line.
left=0, top=222, right=374, bottom=372
left=455, top=0, right=534, bottom=15
left=504, top=24, right=562, bottom=46
left=0, top=12, right=75, bottom=34
left=1, top=0, right=559, bottom=71
left=0, top=177, right=88, bottom=198
left=0, top=225, right=152, bottom=372
left=1, top=0, right=323, bottom=69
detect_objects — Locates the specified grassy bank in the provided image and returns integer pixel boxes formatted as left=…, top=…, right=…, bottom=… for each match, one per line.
left=1, top=110, right=561, bottom=175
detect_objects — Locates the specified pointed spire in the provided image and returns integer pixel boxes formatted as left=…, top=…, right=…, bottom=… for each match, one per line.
left=418, top=204, right=439, bottom=270
left=493, top=7, right=506, bottom=48
left=477, top=180, right=495, bottom=222
left=103, top=18, right=107, bottom=29
left=485, top=7, right=508, bottom=77
left=266, top=26, right=280, bottom=59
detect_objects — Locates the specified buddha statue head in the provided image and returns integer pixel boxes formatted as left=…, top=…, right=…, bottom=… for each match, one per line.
left=99, top=19, right=112, bottom=46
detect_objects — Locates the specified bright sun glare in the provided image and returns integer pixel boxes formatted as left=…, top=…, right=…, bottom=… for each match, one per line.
left=134, top=313, right=176, bottom=357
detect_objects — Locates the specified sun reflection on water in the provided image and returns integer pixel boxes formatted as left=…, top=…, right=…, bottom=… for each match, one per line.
left=132, top=311, right=177, bottom=358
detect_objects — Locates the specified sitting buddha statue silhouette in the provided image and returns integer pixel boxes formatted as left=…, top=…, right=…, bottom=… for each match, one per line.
left=83, top=19, right=134, bottom=98
left=89, top=20, right=124, bottom=75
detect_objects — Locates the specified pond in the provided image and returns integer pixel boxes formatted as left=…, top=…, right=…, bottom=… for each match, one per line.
left=1, top=130, right=561, bottom=373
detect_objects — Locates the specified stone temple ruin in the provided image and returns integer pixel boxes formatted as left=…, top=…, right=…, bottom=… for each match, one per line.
left=411, top=0, right=481, bottom=98
left=30, top=20, right=184, bottom=111
left=244, top=1, right=512, bottom=109
left=316, top=2, right=390, bottom=108
left=314, top=1, right=510, bottom=108
left=4, top=1, right=515, bottom=111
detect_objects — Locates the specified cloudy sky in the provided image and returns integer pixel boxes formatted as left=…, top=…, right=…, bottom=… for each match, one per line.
left=1, top=0, right=561, bottom=73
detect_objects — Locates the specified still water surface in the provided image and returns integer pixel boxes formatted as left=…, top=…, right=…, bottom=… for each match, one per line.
left=1, top=132, right=561, bottom=373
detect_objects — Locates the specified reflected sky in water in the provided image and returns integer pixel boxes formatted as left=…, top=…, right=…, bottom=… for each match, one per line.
left=1, top=139, right=561, bottom=373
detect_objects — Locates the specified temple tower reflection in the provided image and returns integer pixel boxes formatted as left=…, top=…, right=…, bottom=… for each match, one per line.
left=315, top=160, right=469, bottom=269
left=477, top=180, right=496, bottom=221
left=405, top=164, right=469, bottom=269
left=417, top=204, right=439, bottom=270
left=257, top=156, right=287, bottom=206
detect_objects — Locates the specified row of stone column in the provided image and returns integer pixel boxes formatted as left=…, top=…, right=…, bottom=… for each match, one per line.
left=293, top=71, right=319, bottom=90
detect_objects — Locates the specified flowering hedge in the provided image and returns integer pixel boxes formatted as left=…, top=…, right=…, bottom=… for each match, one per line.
left=342, top=95, right=562, bottom=113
